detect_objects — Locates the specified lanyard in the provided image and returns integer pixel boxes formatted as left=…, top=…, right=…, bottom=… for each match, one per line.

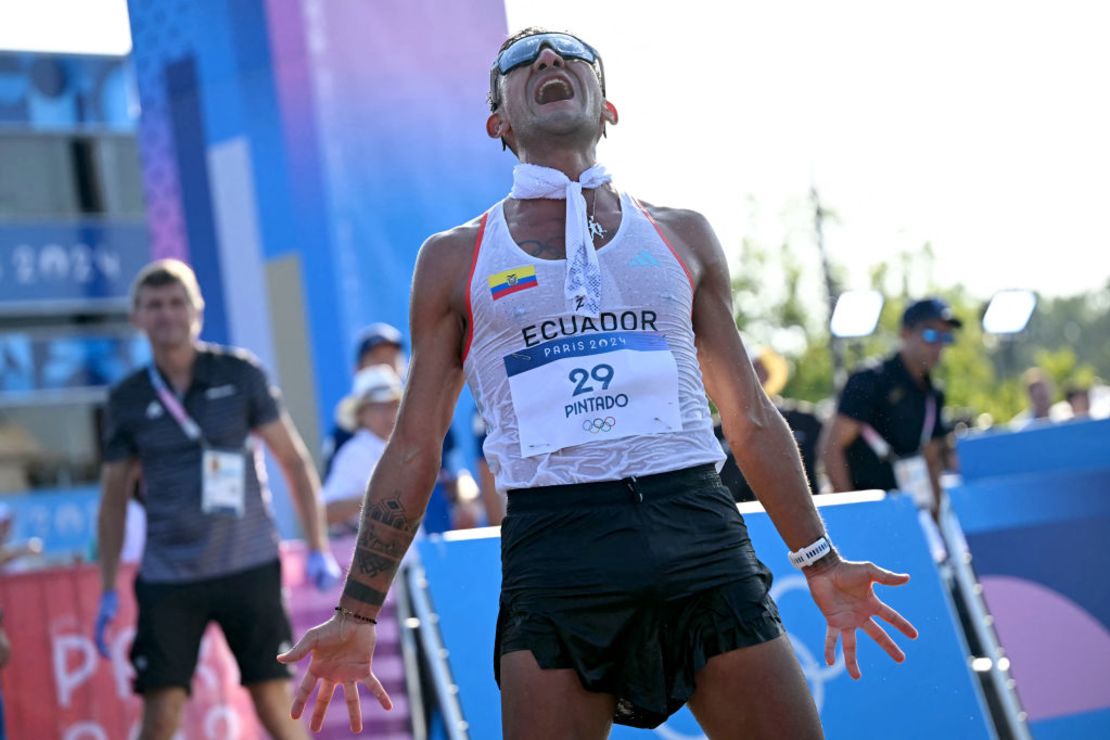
left=919, top=394, right=937, bottom=449
left=860, top=394, right=937, bottom=460
left=147, top=365, right=204, bottom=443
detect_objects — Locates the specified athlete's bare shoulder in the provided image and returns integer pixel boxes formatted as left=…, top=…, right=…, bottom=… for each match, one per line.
left=634, top=200, right=723, bottom=286
left=414, top=214, right=486, bottom=315
left=420, top=216, right=484, bottom=263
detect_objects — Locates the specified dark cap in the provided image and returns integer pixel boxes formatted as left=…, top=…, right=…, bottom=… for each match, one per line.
left=355, top=322, right=404, bottom=362
left=901, top=298, right=963, bottom=329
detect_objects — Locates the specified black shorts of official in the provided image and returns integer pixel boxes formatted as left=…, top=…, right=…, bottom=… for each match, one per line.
left=130, top=559, right=294, bottom=694
left=495, top=464, right=785, bottom=730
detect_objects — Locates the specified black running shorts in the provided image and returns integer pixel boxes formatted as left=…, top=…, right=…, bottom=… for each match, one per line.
left=130, top=559, right=294, bottom=694
left=495, top=464, right=785, bottom=729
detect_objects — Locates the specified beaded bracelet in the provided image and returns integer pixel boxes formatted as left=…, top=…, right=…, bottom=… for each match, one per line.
left=335, top=606, right=378, bottom=625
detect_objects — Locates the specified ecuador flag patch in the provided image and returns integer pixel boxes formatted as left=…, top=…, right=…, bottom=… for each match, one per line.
left=488, top=265, right=539, bottom=300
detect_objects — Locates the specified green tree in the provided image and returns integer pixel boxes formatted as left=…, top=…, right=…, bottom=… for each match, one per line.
left=729, top=200, right=1109, bottom=427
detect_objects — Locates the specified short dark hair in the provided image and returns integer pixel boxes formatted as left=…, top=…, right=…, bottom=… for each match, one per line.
left=130, top=258, right=204, bottom=310
left=1064, top=385, right=1090, bottom=402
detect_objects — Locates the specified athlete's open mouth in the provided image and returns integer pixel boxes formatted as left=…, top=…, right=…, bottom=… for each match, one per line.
left=535, top=77, right=574, bottom=104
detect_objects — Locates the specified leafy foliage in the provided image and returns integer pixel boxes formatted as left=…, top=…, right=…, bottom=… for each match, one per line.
left=729, top=217, right=1106, bottom=426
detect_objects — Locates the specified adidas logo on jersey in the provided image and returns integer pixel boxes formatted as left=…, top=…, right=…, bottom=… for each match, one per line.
left=628, top=249, right=660, bottom=268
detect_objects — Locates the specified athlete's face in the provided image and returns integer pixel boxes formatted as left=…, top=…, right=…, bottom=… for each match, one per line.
left=487, top=44, right=614, bottom=151
left=133, top=282, right=201, bottom=349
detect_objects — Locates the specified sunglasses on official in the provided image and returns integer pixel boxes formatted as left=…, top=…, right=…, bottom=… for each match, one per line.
left=921, top=328, right=955, bottom=345
left=489, top=32, right=606, bottom=109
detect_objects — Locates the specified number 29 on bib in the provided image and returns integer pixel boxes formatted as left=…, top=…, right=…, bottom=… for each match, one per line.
left=504, top=331, right=683, bottom=457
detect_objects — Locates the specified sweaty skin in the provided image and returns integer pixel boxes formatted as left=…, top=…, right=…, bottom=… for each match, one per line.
left=278, top=38, right=918, bottom=737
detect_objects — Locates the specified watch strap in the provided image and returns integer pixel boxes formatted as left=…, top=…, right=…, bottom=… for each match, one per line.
left=789, top=536, right=833, bottom=569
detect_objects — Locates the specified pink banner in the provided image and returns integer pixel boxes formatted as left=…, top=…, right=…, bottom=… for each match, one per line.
left=0, top=538, right=410, bottom=739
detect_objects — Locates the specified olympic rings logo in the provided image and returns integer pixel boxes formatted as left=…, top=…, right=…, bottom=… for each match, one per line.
left=582, top=417, right=617, bottom=433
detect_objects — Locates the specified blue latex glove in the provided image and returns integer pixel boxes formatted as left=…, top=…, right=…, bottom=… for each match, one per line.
left=306, top=549, right=342, bottom=591
left=95, top=590, right=119, bottom=659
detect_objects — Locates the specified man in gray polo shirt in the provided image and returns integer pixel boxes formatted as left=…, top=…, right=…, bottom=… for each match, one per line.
left=95, top=259, right=340, bottom=739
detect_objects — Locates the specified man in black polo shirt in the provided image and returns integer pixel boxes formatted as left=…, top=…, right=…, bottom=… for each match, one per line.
left=823, top=298, right=962, bottom=513
left=95, top=259, right=340, bottom=739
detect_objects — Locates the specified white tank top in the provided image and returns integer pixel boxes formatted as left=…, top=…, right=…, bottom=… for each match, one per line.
left=463, top=190, right=725, bottom=491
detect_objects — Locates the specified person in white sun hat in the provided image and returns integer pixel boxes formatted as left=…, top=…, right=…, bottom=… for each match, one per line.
left=323, top=365, right=403, bottom=530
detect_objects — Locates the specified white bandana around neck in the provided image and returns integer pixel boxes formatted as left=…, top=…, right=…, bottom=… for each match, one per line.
left=509, top=162, right=612, bottom=317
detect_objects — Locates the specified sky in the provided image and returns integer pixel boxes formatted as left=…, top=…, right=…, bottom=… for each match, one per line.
left=505, top=0, right=1110, bottom=301
left=3, top=0, right=1107, bottom=302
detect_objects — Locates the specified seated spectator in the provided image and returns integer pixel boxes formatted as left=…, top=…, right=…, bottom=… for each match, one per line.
left=1064, top=385, right=1092, bottom=419
left=1011, top=368, right=1055, bottom=429
left=323, top=365, right=402, bottom=531
left=322, top=323, right=406, bottom=475
left=326, top=321, right=482, bottom=532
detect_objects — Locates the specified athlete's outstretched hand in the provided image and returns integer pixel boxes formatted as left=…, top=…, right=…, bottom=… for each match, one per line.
left=804, top=557, right=919, bottom=679
left=277, top=615, right=393, bottom=733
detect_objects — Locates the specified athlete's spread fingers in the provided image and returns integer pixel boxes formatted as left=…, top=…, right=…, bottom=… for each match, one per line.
left=291, top=670, right=317, bottom=720
left=843, top=629, right=861, bottom=680
left=878, top=601, right=919, bottom=639
left=311, top=679, right=337, bottom=732
left=343, top=681, right=364, bottom=733
left=824, top=626, right=838, bottom=666
left=364, top=672, right=394, bottom=711
left=863, top=618, right=905, bottom=663
left=868, top=562, right=910, bottom=587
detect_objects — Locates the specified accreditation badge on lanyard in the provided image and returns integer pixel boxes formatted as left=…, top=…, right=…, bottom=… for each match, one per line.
left=148, top=366, right=246, bottom=517
left=862, top=394, right=938, bottom=511
left=504, top=330, right=683, bottom=457
left=200, top=448, right=247, bottom=517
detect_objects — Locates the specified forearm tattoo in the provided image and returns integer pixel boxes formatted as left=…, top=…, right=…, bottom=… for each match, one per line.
left=342, top=579, right=387, bottom=607
left=342, top=493, right=422, bottom=607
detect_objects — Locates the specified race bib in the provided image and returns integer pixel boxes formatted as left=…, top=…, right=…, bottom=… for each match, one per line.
left=505, top=331, right=682, bottom=457
left=201, top=448, right=246, bottom=517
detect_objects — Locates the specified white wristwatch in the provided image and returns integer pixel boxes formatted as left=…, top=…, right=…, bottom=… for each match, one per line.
left=788, top=536, right=833, bottom=569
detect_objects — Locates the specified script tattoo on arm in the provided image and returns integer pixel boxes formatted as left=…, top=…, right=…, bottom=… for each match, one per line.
left=342, top=493, right=422, bottom=608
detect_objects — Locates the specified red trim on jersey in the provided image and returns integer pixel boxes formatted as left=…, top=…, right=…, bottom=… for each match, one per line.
left=461, top=212, right=489, bottom=363
left=632, top=196, right=695, bottom=293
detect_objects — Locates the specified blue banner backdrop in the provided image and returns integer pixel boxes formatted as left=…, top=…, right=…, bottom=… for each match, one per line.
left=0, top=221, right=149, bottom=311
left=1, top=486, right=99, bottom=559
left=417, top=494, right=993, bottom=740
left=953, top=418, right=1110, bottom=739
left=0, top=330, right=149, bottom=398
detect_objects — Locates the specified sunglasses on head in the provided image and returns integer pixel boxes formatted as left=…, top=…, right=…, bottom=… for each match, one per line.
left=921, top=328, right=955, bottom=345
left=489, top=32, right=605, bottom=109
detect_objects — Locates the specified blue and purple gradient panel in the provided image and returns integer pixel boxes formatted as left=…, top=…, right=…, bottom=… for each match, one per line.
left=128, top=0, right=512, bottom=436
left=953, top=420, right=1110, bottom=738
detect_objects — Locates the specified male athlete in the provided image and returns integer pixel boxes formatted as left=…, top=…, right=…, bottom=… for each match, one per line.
left=279, top=29, right=918, bottom=738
